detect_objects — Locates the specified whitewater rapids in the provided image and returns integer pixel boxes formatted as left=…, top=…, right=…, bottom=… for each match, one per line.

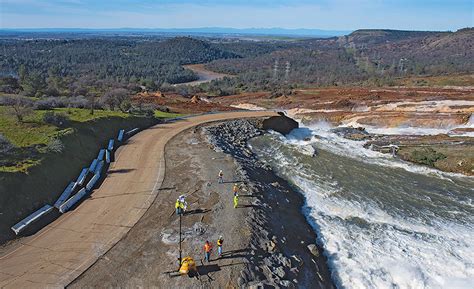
left=248, top=124, right=474, bottom=289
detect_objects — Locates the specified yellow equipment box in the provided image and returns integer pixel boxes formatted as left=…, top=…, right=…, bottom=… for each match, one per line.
left=179, top=257, right=197, bottom=275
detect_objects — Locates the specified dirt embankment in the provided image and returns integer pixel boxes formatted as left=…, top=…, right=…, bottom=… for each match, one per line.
left=70, top=119, right=333, bottom=288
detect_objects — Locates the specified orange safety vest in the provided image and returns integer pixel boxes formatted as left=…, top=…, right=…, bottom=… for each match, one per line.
left=204, top=243, right=212, bottom=252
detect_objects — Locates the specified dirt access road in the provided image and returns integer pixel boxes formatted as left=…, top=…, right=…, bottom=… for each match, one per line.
left=0, top=111, right=277, bottom=289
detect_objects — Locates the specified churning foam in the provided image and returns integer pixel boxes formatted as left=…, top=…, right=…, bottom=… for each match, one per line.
left=249, top=131, right=474, bottom=289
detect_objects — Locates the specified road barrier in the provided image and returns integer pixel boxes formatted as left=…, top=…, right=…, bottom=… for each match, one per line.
left=97, top=149, right=105, bottom=160
left=59, top=188, right=87, bottom=213
left=54, top=181, right=77, bottom=209
left=125, top=128, right=139, bottom=136
left=105, top=149, right=111, bottom=164
left=76, top=168, right=88, bottom=186
left=86, top=173, right=100, bottom=191
left=117, top=129, right=125, bottom=142
left=88, top=159, right=98, bottom=173
left=107, top=139, right=114, bottom=151
left=11, top=205, right=53, bottom=235
left=94, top=160, right=104, bottom=176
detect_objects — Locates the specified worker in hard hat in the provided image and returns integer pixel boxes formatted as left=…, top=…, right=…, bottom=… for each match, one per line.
left=218, top=170, right=224, bottom=184
left=203, top=240, right=213, bottom=263
left=179, top=195, right=188, bottom=212
left=175, top=195, right=187, bottom=215
left=217, top=236, right=224, bottom=258
left=233, top=183, right=239, bottom=194
left=175, top=198, right=183, bottom=215
left=233, top=193, right=239, bottom=208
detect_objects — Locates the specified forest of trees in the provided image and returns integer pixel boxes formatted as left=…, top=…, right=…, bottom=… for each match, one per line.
left=203, top=28, right=474, bottom=94
left=0, top=37, right=237, bottom=97
left=0, top=28, right=472, bottom=100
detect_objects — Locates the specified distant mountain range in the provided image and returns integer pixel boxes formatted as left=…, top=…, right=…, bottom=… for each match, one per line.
left=0, top=27, right=351, bottom=37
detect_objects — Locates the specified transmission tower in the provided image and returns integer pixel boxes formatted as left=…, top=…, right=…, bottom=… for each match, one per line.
left=273, top=60, right=279, bottom=79
left=398, top=58, right=407, bottom=74
left=285, top=61, right=290, bottom=81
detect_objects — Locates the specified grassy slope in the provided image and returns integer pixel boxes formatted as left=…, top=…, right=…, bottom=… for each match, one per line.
left=0, top=107, right=129, bottom=148
left=0, top=107, right=182, bottom=172
left=0, top=106, right=186, bottom=244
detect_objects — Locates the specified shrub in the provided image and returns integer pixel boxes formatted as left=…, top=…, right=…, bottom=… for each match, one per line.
left=45, top=138, right=64, bottom=153
left=410, top=148, right=446, bottom=167
left=130, top=103, right=157, bottom=117
left=35, top=97, right=62, bottom=110
left=102, top=88, right=130, bottom=112
left=2, top=95, right=34, bottom=122
left=43, top=112, right=70, bottom=127
left=66, top=96, right=90, bottom=108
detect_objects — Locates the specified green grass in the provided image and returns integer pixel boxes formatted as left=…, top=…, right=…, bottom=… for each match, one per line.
left=0, top=107, right=132, bottom=147
left=0, top=107, right=183, bottom=148
left=0, top=107, right=59, bottom=147
left=0, top=106, right=184, bottom=173
left=54, top=108, right=130, bottom=122
left=154, top=110, right=183, bottom=118
left=0, top=159, right=41, bottom=173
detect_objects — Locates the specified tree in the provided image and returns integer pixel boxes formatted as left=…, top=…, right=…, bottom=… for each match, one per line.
left=22, top=72, right=47, bottom=97
left=4, top=95, right=34, bottom=122
left=0, top=76, right=21, bottom=93
left=45, top=66, right=62, bottom=96
left=102, top=88, right=130, bottom=112
left=18, top=64, right=27, bottom=85
left=86, top=92, right=96, bottom=115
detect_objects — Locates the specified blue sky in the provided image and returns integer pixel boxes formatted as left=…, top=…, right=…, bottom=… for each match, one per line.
left=1, top=0, right=473, bottom=30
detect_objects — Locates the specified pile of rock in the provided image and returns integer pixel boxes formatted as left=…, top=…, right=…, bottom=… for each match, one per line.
left=331, top=126, right=372, bottom=141
left=205, top=119, right=334, bottom=289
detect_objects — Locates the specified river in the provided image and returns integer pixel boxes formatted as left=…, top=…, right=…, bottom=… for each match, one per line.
left=248, top=123, right=474, bottom=289
left=174, top=64, right=230, bottom=86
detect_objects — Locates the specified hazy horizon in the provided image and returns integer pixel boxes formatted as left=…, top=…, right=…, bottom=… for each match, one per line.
left=1, top=0, right=472, bottom=31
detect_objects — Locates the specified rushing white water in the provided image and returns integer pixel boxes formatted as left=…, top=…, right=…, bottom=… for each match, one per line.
left=249, top=125, right=474, bottom=289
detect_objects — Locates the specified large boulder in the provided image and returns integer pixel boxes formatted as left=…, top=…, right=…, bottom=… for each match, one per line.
left=263, top=112, right=299, bottom=135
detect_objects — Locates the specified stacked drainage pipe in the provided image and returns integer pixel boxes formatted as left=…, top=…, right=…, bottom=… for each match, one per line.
left=11, top=127, right=132, bottom=235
